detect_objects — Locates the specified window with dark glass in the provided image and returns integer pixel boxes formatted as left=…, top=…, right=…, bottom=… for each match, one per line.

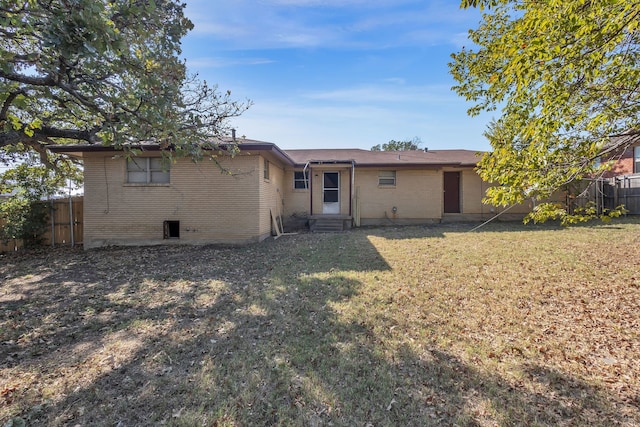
left=293, top=171, right=309, bottom=189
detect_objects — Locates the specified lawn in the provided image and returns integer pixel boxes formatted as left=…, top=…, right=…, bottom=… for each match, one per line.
left=1, top=219, right=640, bottom=426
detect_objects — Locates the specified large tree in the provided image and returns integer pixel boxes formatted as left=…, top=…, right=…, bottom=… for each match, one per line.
left=371, top=137, right=422, bottom=151
left=0, top=0, right=248, bottom=170
left=450, top=0, right=639, bottom=223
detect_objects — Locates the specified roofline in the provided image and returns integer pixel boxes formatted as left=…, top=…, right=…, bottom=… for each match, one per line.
left=288, top=162, right=476, bottom=168
left=48, top=142, right=297, bottom=166
left=354, top=161, right=475, bottom=168
left=283, top=149, right=482, bottom=167
left=237, top=143, right=295, bottom=166
left=296, top=159, right=355, bottom=165
left=48, top=143, right=479, bottom=167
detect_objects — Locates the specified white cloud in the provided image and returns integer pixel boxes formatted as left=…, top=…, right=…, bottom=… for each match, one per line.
left=301, top=82, right=455, bottom=105
left=227, top=89, right=493, bottom=151
left=186, top=57, right=275, bottom=69
left=184, top=0, right=482, bottom=50
left=179, top=1, right=492, bottom=152
left=382, top=77, right=406, bottom=85
left=266, top=0, right=420, bottom=7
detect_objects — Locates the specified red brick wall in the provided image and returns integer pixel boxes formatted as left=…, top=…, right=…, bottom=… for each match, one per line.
left=602, top=145, right=636, bottom=178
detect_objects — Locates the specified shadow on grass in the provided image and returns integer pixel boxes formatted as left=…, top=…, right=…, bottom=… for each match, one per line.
left=360, top=215, right=640, bottom=241
left=1, top=231, right=636, bottom=426
left=358, top=221, right=564, bottom=241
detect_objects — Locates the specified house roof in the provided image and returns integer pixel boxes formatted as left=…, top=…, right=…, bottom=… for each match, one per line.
left=47, top=139, right=296, bottom=165
left=284, top=148, right=481, bottom=167
left=48, top=139, right=482, bottom=168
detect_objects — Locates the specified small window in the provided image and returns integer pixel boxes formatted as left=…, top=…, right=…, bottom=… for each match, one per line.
left=264, top=159, right=270, bottom=180
left=378, top=170, right=396, bottom=186
left=634, top=146, right=640, bottom=173
left=293, top=171, right=309, bottom=189
left=163, top=221, right=180, bottom=239
left=127, top=157, right=170, bottom=184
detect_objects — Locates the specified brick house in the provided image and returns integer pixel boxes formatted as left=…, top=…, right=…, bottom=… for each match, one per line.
left=601, top=131, right=640, bottom=178
left=50, top=139, right=532, bottom=248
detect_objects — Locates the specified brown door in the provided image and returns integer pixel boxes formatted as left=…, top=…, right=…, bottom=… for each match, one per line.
left=443, top=172, right=460, bottom=213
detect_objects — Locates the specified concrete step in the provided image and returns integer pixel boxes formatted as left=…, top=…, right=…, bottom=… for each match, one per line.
left=312, top=219, right=344, bottom=232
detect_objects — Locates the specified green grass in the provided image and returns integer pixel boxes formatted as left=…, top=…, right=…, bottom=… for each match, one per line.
left=1, top=219, right=640, bottom=426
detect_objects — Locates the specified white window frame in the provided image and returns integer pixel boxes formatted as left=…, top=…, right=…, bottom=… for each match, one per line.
left=293, top=170, right=309, bottom=189
left=634, top=146, right=640, bottom=174
left=378, top=170, right=396, bottom=186
left=127, top=157, right=170, bottom=184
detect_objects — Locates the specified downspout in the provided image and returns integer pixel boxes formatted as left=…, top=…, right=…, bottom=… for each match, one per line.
left=350, top=160, right=355, bottom=217
left=303, top=161, right=312, bottom=217
left=307, top=163, right=313, bottom=215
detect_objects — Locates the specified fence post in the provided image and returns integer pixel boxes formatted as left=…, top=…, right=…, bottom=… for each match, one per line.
left=625, top=177, right=628, bottom=211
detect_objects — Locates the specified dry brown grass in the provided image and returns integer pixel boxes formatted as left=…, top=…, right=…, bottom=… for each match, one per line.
left=1, top=219, right=640, bottom=426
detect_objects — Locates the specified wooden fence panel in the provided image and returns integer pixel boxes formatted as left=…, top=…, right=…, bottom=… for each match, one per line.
left=0, top=234, right=21, bottom=252
left=44, top=197, right=84, bottom=247
left=618, top=188, right=640, bottom=214
left=615, top=176, right=640, bottom=214
left=0, top=196, right=83, bottom=252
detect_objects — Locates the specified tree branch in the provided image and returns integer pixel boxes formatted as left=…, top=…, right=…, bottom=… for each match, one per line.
left=0, top=70, right=56, bottom=86
left=0, top=89, right=26, bottom=121
left=0, top=127, right=99, bottom=149
left=38, top=126, right=101, bottom=142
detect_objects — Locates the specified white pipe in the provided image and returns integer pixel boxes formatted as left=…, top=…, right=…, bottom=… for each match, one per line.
left=303, top=161, right=310, bottom=189
left=68, top=179, right=74, bottom=247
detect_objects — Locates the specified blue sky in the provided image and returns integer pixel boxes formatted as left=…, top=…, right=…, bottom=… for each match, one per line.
left=181, top=0, right=494, bottom=152
left=0, top=1, right=490, bottom=176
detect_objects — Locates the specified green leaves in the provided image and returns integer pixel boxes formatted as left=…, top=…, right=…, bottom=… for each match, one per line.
left=526, top=202, right=627, bottom=226
left=452, top=0, right=640, bottom=223
left=1, top=0, right=246, bottom=153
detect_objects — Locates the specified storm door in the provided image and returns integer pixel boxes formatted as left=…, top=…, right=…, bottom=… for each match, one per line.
left=322, top=172, right=340, bottom=214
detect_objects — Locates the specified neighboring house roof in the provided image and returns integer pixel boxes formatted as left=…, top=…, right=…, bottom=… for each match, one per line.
left=609, top=129, right=640, bottom=146
left=601, top=129, right=640, bottom=157
left=48, top=139, right=482, bottom=168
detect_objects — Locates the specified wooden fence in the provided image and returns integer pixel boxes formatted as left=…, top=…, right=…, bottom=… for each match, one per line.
left=0, top=196, right=83, bottom=252
left=611, top=175, right=640, bottom=214
left=569, top=177, right=640, bottom=215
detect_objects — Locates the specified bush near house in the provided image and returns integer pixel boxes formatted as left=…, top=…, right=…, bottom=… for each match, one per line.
left=0, top=197, right=49, bottom=248
left=0, top=198, right=83, bottom=252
